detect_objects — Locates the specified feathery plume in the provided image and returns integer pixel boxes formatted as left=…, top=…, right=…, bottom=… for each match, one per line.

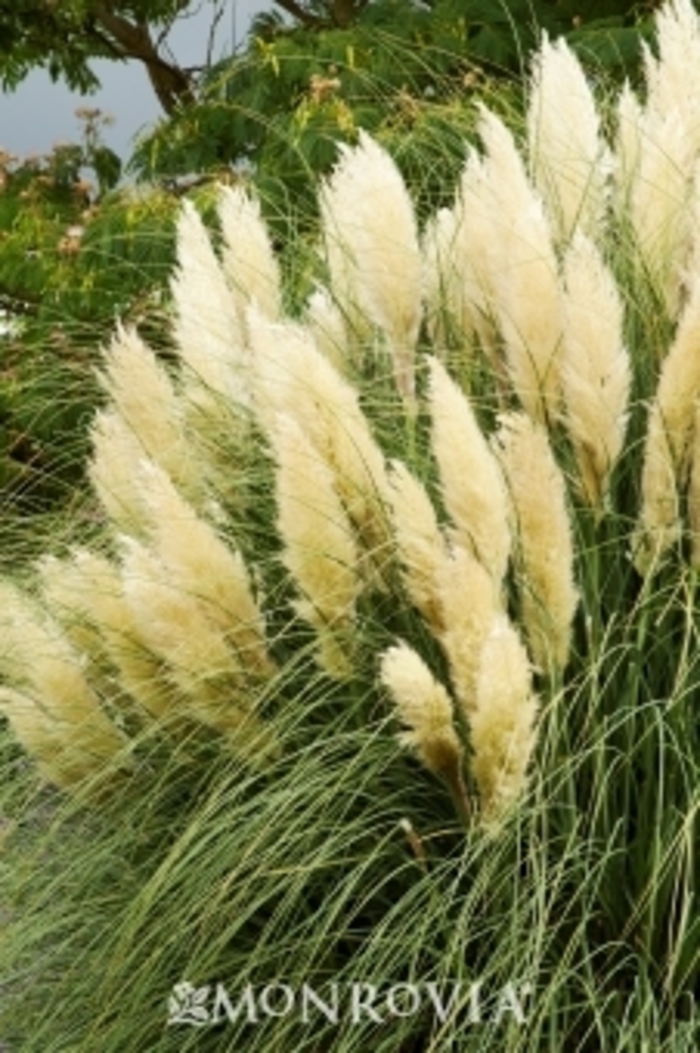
left=135, top=459, right=274, bottom=677
left=495, top=413, right=578, bottom=674
left=120, top=540, right=242, bottom=690
left=477, top=107, right=564, bottom=422
left=387, top=460, right=450, bottom=635
left=172, top=199, right=250, bottom=405
left=470, top=614, right=538, bottom=822
left=219, top=185, right=281, bottom=322
left=88, top=408, right=152, bottom=536
left=453, top=150, right=501, bottom=347
left=643, top=0, right=700, bottom=133
left=249, top=309, right=390, bottom=558
left=437, top=544, right=499, bottom=716
left=0, top=688, right=112, bottom=790
left=561, top=233, right=631, bottom=508
left=0, top=581, right=128, bottom=786
left=621, top=1, right=700, bottom=316
left=635, top=276, right=700, bottom=568
left=39, top=552, right=109, bottom=660
left=627, top=111, right=696, bottom=318
left=270, top=414, right=360, bottom=678
left=380, top=641, right=468, bottom=820
left=614, top=80, right=644, bottom=203
left=38, top=547, right=177, bottom=721
left=421, top=154, right=499, bottom=364
left=119, top=540, right=278, bottom=760
left=320, top=131, right=422, bottom=404
left=429, top=357, right=511, bottom=587
left=528, top=34, right=611, bottom=244
left=421, top=205, right=466, bottom=352
left=97, top=325, right=204, bottom=504
left=304, top=285, right=349, bottom=374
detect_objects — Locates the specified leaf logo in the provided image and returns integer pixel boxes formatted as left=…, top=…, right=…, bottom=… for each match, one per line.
left=167, top=981, right=211, bottom=1026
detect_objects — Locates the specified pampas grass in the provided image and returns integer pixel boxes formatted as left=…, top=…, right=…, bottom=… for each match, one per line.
left=560, top=232, right=631, bottom=509
left=319, top=131, right=422, bottom=406
left=429, top=356, right=510, bottom=586
left=635, top=274, right=700, bottom=569
left=0, top=582, right=129, bottom=788
left=470, top=614, right=538, bottom=822
left=171, top=198, right=249, bottom=403
left=304, top=284, right=349, bottom=374
left=135, top=459, right=273, bottom=676
left=387, top=459, right=450, bottom=635
left=436, top=543, right=499, bottom=716
left=271, top=414, right=360, bottom=678
left=495, top=413, right=578, bottom=675
left=476, top=107, right=564, bottom=422
left=527, top=34, right=610, bottom=245
left=624, top=0, right=700, bottom=316
left=379, top=641, right=467, bottom=821
left=87, top=408, right=153, bottom=535
left=424, top=150, right=500, bottom=362
left=219, top=185, right=282, bottom=323
left=2, top=11, right=700, bottom=1049
left=97, top=325, right=205, bottom=504
left=248, top=308, right=391, bottom=561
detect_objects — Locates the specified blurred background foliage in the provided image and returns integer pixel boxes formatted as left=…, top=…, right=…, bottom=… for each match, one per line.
left=0, top=0, right=660, bottom=519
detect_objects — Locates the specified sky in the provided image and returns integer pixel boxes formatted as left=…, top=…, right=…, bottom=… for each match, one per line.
left=0, top=1, right=271, bottom=164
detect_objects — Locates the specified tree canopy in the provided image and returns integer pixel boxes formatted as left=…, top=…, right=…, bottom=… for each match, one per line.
left=1, top=0, right=201, bottom=112
left=0, top=1, right=654, bottom=117
left=0, top=2, right=379, bottom=114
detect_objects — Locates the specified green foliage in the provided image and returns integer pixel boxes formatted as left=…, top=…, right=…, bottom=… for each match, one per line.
left=131, top=0, right=654, bottom=229
left=0, top=0, right=193, bottom=92
left=0, top=121, right=180, bottom=510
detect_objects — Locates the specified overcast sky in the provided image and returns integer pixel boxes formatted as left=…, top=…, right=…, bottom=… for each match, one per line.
left=0, top=1, right=271, bottom=163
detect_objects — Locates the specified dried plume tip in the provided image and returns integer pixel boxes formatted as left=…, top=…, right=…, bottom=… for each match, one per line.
left=635, top=274, right=700, bottom=570
left=477, top=106, right=564, bottom=423
left=380, top=641, right=470, bottom=824
left=495, top=413, right=578, bottom=675
left=270, top=414, right=360, bottom=678
left=320, top=130, right=422, bottom=406
left=0, top=581, right=129, bottom=789
left=219, top=184, right=282, bottom=323
left=387, top=459, right=450, bottom=635
left=470, top=614, right=538, bottom=823
left=429, top=356, right=511, bottom=588
left=172, top=199, right=249, bottom=404
left=527, top=34, right=611, bottom=245
left=561, top=233, right=631, bottom=510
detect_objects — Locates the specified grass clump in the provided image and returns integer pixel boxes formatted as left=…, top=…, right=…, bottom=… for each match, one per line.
left=1, top=2, right=699, bottom=1049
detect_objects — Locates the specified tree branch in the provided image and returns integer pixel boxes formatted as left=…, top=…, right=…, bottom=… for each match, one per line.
left=272, top=0, right=321, bottom=29
left=92, top=3, right=195, bottom=114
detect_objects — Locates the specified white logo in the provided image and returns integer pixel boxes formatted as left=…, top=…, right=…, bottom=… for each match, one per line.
left=166, top=979, right=533, bottom=1028
left=167, top=981, right=211, bottom=1026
